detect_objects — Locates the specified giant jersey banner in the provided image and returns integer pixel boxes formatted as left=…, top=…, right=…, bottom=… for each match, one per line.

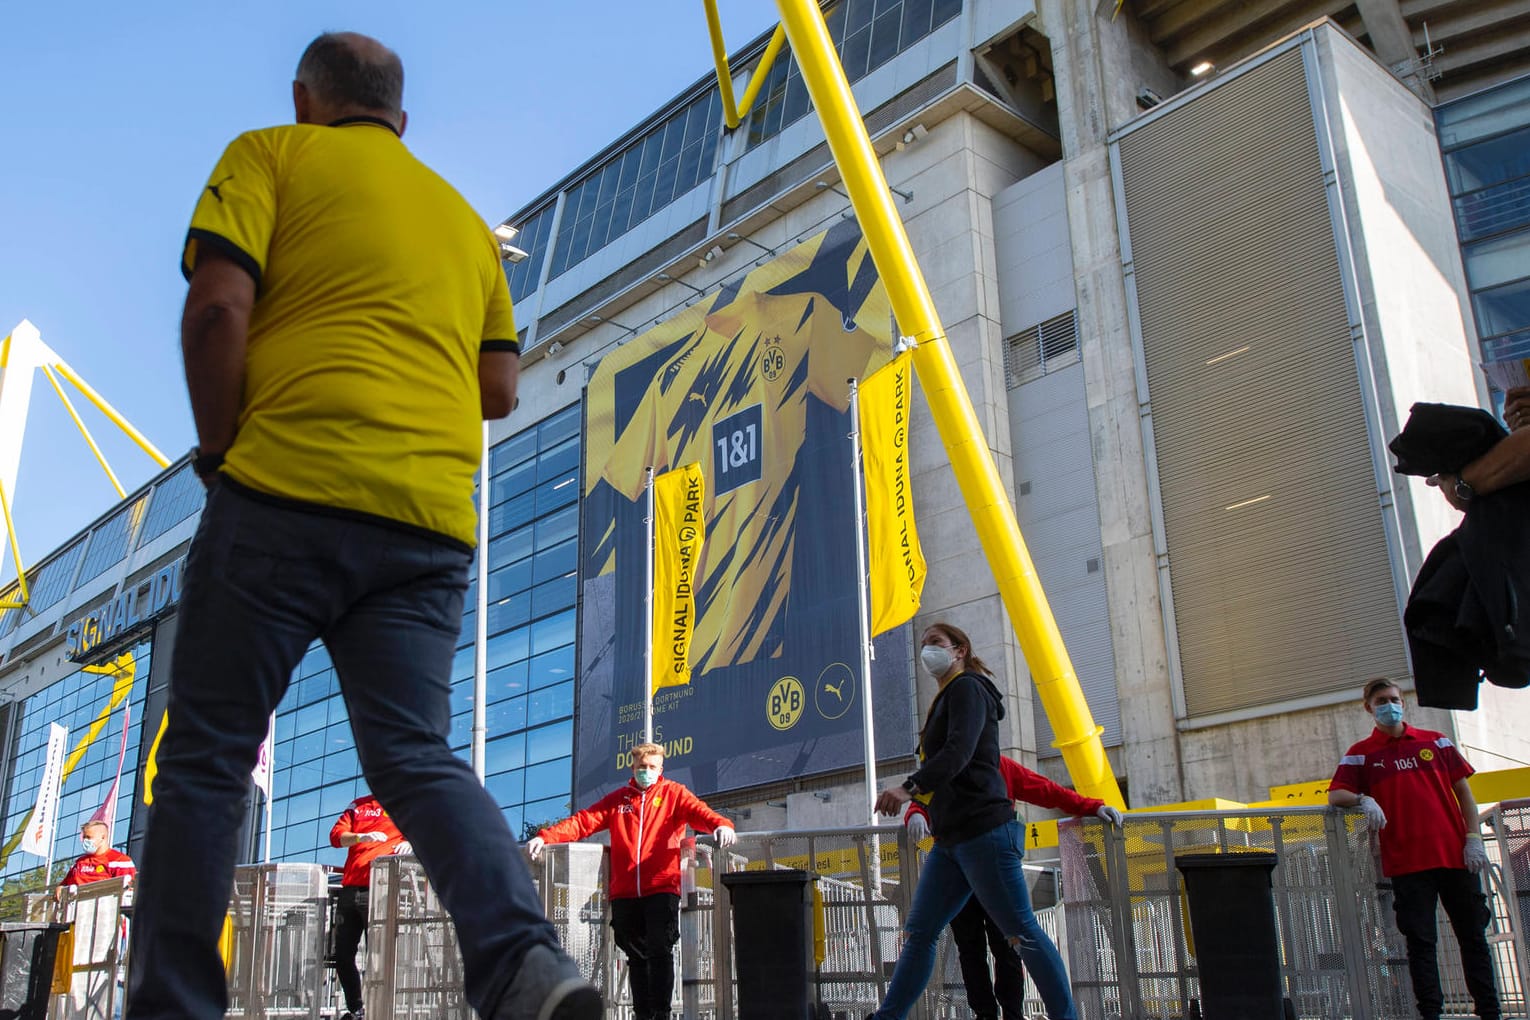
left=577, top=220, right=915, bottom=803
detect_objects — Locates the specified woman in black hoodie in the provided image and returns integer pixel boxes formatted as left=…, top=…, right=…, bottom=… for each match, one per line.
left=869, top=622, right=1076, bottom=1020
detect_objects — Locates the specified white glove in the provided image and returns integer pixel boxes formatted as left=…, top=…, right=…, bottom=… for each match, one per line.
left=906, top=812, right=930, bottom=843
left=527, top=836, right=546, bottom=861
left=1358, top=795, right=1387, bottom=831
left=393, top=841, right=412, bottom=856
left=1097, top=805, right=1124, bottom=827
left=1465, top=834, right=1489, bottom=875
left=354, top=831, right=388, bottom=844
left=714, top=825, right=737, bottom=848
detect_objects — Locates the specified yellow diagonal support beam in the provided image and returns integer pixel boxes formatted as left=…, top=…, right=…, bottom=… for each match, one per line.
left=774, top=0, right=1124, bottom=807
left=53, top=362, right=170, bottom=468
left=41, top=365, right=126, bottom=498
left=701, top=3, right=788, bottom=130
left=736, top=26, right=788, bottom=124
left=0, top=480, right=28, bottom=608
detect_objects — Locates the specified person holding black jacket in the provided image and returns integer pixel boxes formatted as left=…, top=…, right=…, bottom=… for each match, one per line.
left=869, top=622, right=1082, bottom=1020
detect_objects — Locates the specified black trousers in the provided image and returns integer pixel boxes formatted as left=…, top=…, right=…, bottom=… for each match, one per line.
left=948, top=896, right=1026, bottom=1020
left=1391, top=868, right=1499, bottom=1020
left=333, top=886, right=369, bottom=1013
left=611, top=893, right=681, bottom=1020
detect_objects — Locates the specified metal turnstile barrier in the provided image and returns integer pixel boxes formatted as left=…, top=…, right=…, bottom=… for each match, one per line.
left=54, top=877, right=130, bottom=1020
left=363, top=856, right=469, bottom=1020
left=224, top=863, right=328, bottom=1020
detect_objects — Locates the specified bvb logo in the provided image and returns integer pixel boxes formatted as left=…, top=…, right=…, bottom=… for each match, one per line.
left=767, top=676, right=805, bottom=731
left=1420, top=748, right=1434, bottom=762
left=761, top=337, right=786, bottom=382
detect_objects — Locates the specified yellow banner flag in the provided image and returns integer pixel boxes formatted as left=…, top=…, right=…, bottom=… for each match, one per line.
left=860, top=354, right=925, bottom=634
left=652, top=463, right=705, bottom=692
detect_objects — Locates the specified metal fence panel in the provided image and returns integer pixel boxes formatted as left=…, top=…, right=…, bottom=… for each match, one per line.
left=56, top=878, right=129, bottom=1020
left=224, top=863, right=328, bottom=1020
left=364, top=856, right=469, bottom=1020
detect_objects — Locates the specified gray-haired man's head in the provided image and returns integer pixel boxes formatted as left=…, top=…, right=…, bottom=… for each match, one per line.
left=293, top=32, right=405, bottom=133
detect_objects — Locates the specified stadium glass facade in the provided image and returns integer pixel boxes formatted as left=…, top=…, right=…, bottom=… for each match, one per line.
left=0, top=639, right=151, bottom=908
left=265, top=403, right=582, bottom=867
left=1437, top=73, right=1530, bottom=380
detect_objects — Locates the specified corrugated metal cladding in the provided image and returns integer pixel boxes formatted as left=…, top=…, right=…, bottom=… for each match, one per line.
left=1114, top=46, right=1408, bottom=720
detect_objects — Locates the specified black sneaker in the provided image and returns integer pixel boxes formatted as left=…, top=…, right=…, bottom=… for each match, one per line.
left=492, top=944, right=601, bottom=1020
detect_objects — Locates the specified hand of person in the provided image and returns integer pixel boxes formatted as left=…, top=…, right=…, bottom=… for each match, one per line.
left=714, top=825, right=737, bottom=848
left=1357, top=794, right=1387, bottom=831
left=906, top=812, right=929, bottom=843
left=361, top=831, right=389, bottom=844
left=1506, top=386, right=1530, bottom=432
left=1097, top=805, right=1125, bottom=827
left=393, top=841, right=412, bottom=856
left=1465, top=834, right=1489, bottom=875
left=875, top=783, right=913, bottom=817
left=527, top=836, right=545, bottom=861
left=1426, top=473, right=1470, bottom=512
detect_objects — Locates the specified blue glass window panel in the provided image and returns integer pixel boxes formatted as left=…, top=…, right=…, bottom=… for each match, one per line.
left=595, top=162, right=620, bottom=211
left=841, top=28, right=872, bottom=81
left=901, top=0, right=933, bottom=46
left=451, top=644, right=476, bottom=683
left=541, top=403, right=579, bottom=447
left=782, top=75, right=811, bottom=127
left=137, top=464, right=206, bottom=547
left=77, top=497, right=149, bottom=584
left=660, top=115, right=687, bottom=165
left=538, top=436, right=580, bottom=482
left=292, top=729, right=324, bottom=763
left=491, top=430, right=539, bottom=477
left=486, top=732, right=527, bottom=775
left=932, top=0, right=961, bottom=27
left=450, top=678, right=475, bottom=716
left=531, top=609, right=576, bottom=657
left=531, top=575, right=577, bottom=621
left=528, top=681, right=574, bottom=727
left=612, top=187, right=637, bottom=239
left=20, top=541, right=85, bottom=615
left=529, top=646, right=577, bottom=693
left=616, top=147, right=642, bottom=193
left=639, top=130, right=664, bottom=179
left=489, top=661, right=530, bottom=704
left=286, top=788, right=322, bottom=824
left=678, top=142, right=706, bottom=194
left=487, top=590, right=532, bottom=637
left=487, top=626, right=531, bottom=672
left=289, top=761, right=325, bottom=796
left=533, top=539, right=578, bottom=586
left=569, top=215, right=593, bottom=266
left=327, top=696, right=351, bottom=726
left=324, top=746, right=359, bottom=785
left=489, top=558, right=535, bottom=602
left=489, top=525, right=534, bottom=571
left=450, top=711, right=472, bottom=750
left=869, top=8, right=903, bottom=70
left=526, top=720, right=574, bottom=766
left=524, top=757, right=572, bottom=803
left=488, top=694, right=528, bottom=732
left=490, top=489, right=536, bottom=537
left=320, top=781, right=356, bottom=819
left=299, top=645, right=331, bottom=678
left=536, top=506, right=578, bottom=552
left=294, top=702, right=328, bottom=737
left=1473, top=274, right=1530, bottom=340
left=522, top=796, right=573, bottom=831
left=846, top=0, right=875, bottom=34
left=535, top=473, right=579, bottom=516
left=487, top=768, right=525, bottom=808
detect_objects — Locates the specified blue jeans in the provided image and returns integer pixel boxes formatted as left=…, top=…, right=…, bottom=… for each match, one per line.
left=125, top=483, right=558, bottom=1020
left=872, top=820, right=1075, bottom=1020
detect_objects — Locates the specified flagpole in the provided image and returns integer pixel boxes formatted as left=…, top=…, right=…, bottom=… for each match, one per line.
left=643, top=467, right=656, bottom=744
left=847, top=379, right=879, bottom=829
left=473, top=422, right=490, bottom=782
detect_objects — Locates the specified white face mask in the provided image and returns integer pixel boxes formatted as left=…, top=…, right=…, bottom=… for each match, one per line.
left=920, top=645, right=955, bottom=677
left=82, top=837, right=100, bottom=854
left=634, top=767, right=660, bottom=789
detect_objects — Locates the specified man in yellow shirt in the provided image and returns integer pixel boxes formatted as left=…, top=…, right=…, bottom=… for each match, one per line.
left=126, top=33, right=598, bottom=1020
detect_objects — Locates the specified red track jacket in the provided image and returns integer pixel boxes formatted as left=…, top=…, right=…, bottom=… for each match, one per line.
left=330, top=795, right=405, bottom=887
left=61, top=848, right=136, bottom=888
left=539, top=777, right=729, bottom=899
left=906, top=755, right=1103, bottom=832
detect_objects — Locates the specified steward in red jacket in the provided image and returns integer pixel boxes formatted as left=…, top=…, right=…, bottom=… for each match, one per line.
left=530, top=743, right=733, bottom=1020
left=327, top=794, right=407, bottom=1020
left=61, top=821, right=136, bottom=890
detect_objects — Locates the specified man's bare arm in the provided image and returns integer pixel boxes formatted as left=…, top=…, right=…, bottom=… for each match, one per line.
left=1454, top=776, right=1483, bottom=834
left=1328, top=788, right=1359, bottom=808
left=182, top=251, right=255, bottom=457
left=480, top=350, right=520, bottom=420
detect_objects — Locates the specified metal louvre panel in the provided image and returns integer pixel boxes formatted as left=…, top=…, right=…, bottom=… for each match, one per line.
left=1116, top=47, right=1408, bottom=719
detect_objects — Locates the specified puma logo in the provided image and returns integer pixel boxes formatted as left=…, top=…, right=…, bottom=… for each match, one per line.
left=205, top=174, right=234, bottom=203
left=824, top=678, right=847, bottom=700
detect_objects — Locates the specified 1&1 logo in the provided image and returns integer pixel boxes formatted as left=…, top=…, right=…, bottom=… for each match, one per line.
left=767, top=676, right=805, bottom=731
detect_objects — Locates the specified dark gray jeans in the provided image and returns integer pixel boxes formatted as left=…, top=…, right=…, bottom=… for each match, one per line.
left=125, top=482, right=557, bottom=1020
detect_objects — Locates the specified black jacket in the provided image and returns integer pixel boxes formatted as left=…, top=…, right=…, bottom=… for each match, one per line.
left=1390, top=403, right=1530, bottom=708
left=909, top=671, right=1013, bottom=844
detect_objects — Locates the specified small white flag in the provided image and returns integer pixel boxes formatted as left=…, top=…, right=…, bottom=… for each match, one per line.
left=251, top=715, right=275, bottom=799
left=21, top=723, right=69, bottom=858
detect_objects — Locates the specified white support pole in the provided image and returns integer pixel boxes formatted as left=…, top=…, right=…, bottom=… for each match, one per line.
left=263, top=789, right=273, bottom=864
left=473, top=424, right=491, bottom=783
left=847, top=379, right=879, bottom=828
left=643, top=467, right=656, bottom=744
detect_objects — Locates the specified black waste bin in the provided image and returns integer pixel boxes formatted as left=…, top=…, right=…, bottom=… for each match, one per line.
left=720, top=869, right=816, bottom=1020
left=1175, top=851, right=1288, bottom=1020
left=0, top=922, right=70, bottom=1020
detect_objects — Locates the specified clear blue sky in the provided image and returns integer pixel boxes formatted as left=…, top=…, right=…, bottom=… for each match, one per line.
left=0, top=2, right=778, bottom=584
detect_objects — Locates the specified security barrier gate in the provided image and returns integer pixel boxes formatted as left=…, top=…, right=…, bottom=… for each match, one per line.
left=224, top=863, right=329, bottom=1020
